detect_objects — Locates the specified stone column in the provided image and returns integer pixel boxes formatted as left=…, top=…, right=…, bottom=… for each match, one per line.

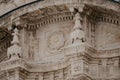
left=39, top=73, right=44, bottom=80
left=49, top=72, right=54, bottom=80
left=20, top=27, right=28, bottom=59
left=101, top=59, right=107, bottom=79
left=14, top=69, right=20, bottom=80
left=6, top=71, right=10, bottom=80
left=5, top=68, right=24, bottom=80
left=5, top=23, right=28, bottom=80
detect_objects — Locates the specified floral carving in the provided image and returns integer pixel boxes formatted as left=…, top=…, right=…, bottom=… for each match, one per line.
left=47, top=31, right=66, bottom=52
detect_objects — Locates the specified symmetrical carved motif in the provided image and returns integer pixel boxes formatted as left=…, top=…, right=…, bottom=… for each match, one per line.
left=47, top=31, right=65, bottom=52
left=71, top=12, right=85, bottom=44
left=7, top=28, right=22, bottom=60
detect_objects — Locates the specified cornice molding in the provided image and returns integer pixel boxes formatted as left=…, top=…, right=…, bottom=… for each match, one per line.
left=21, top=12, right=73, bottom=30
left=89, top=11, right=120, bottom=25
left=0, top=0, right=120, bottom=28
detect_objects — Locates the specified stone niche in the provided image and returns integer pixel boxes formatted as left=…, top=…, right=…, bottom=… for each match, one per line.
left=36, top=20, right=73, bottom=62
left=96, top=22, right=120, bottom=50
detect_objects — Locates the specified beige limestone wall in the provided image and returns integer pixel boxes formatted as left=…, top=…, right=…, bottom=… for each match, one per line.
left=96, top=22, right=120, bottom=50
left=0, top=0, right=35, bottom=16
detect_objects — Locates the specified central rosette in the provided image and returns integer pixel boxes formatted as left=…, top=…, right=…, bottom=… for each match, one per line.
left=47, top=31, right=65, bottom=52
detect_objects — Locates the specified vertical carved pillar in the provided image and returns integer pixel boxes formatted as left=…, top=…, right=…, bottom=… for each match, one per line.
left=5, top=68, right=25, bottom=80
left=44, top=72, right=54, bottom=80
left=69, top=54, right=90, bottom=80
left=101, top=59, right=107, bottom=79
left=39, top=73, right=43, bottom=80
left=28, top=31, right=35, bottom=60
left=49, top=72, right=54, bottom=80
left=107, top=59, right=113, bottom=77
left=20, top=28, right=27, bottom=59
left=6, top=71, right=10, bottom=80
left=113, top=58, right=120, bottom=78
left=14, top=69, right=20, bottom=80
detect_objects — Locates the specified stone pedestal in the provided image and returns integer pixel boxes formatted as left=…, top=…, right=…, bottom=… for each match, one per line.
left=65, top=43, right=91, bottom=80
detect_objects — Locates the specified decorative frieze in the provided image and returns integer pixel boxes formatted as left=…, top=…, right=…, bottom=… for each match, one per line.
left=0, top=0, right=120, bottom=29
left=21, top=12, right=73, bottom=30
left=90, top=12, right=120, bottom=25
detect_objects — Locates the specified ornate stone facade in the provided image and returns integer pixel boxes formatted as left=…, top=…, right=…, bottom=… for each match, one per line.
left=0, top=0, right=120, bottom=80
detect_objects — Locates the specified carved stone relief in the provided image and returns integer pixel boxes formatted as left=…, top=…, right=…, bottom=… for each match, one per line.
left=28, top=30, right=38, bottom=61
left=38, top=21, right=73, bottom=61
left=47, top=31, right=65, bottom=52
left=1, top=1, right=120, bottom=80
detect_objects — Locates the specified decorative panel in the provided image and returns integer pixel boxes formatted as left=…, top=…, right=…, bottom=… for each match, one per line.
left=38, top=21, right=73, bottom=62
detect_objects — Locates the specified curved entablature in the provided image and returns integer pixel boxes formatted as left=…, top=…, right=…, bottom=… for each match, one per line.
left=0, top=1, right=120, bottom=80
left=18, top=4, right=120, bottom=30
left=20, top=5, right=73, bottom=29
left=0, top=2, right=120, bottom=57
left=88, top=6, right=120, bottom=25
left=0, top=0, right=120, bottom=28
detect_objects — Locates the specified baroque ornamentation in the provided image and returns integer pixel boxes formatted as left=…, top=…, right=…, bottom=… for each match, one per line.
left=7, top=28, right=22, bottom=60
left=0, top=0, right=120, bottom=80
left=70, top=11, right=85, bottom=45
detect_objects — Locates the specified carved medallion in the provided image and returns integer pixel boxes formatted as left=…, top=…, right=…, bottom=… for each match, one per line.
left=47, top=31, right=65, bottom=52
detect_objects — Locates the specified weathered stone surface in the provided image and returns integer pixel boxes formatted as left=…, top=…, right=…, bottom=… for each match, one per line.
left=0, top=0, right=120, bottom=80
